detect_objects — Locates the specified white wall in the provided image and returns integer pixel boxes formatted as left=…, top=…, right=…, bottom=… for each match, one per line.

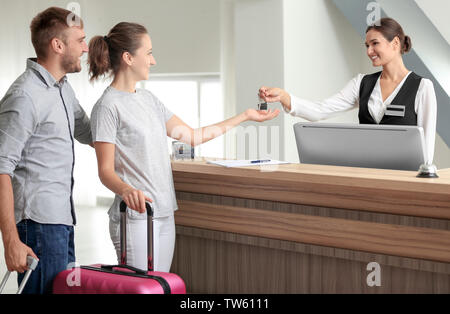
left=221, top=0, right=237, bottom=159
left=415, top=0, right=450, bottom=45
left=233, top=0, right=285, bottom=161
left=282, top=0, right=373, bottom=162
left=82, top=0, right=221, bottom=74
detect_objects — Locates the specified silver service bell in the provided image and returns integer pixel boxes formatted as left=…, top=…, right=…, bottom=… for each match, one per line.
left=417, top=163, right=439, bottom=178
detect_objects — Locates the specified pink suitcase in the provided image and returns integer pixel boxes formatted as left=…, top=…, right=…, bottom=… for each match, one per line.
left=53, top=202, right=186, bottom=294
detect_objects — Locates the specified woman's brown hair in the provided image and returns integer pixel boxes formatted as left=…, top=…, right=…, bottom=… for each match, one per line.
left=366, top=18, right=412, bottom=54
left=88, top=22, right=148, bottom=82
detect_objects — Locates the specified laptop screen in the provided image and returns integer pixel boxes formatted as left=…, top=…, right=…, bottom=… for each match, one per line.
left=293, top=123, right=426, bottom=171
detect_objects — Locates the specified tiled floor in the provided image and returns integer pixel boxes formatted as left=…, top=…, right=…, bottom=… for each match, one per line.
left=0, top=205, right=117, bottom=294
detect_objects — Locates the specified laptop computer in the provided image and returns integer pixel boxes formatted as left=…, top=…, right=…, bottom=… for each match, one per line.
left=293, top=123, right=426, bottom=171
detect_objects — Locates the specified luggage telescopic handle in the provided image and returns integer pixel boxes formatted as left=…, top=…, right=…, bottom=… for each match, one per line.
left=119, top=201, right=153, bottom=216
left=0, top=256, right=39, bottom=294
left=119, top=201, right=154, bottom=272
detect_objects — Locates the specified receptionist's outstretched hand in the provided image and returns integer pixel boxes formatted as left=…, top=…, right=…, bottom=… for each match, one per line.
left=245, top=108, right=280, bottom=122
left=259, top=86, right=292, bottom=112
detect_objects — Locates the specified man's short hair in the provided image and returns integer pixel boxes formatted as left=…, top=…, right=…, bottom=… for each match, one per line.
left=30, top=7, right=84, bottom=60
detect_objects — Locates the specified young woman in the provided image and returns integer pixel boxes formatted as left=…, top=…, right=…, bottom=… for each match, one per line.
left=88, top=22, right=279, bottom=272
left=259, top=18, right=437, bottom=164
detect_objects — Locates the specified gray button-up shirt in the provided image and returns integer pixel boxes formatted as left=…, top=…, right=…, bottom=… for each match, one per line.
left=0, top=58, right=92, bottom=226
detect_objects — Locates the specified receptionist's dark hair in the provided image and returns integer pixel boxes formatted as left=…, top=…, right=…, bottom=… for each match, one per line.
left=366, top=18, right=412, bottom=55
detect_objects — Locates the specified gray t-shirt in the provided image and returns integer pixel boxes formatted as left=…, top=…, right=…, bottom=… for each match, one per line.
left=91, top=86, right=178, bottom=221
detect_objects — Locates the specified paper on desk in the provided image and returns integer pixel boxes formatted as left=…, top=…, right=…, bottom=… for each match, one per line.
left=206, top=159, right=290, bottom=168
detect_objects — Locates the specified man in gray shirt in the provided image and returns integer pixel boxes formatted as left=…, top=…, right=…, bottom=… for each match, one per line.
left=0, top=7, right=92, bottom=294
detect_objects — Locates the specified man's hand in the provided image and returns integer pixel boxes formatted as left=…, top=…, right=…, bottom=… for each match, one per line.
left=4, top=238, right=38, bottom=273
left=0, top=174, right=38, bottom=273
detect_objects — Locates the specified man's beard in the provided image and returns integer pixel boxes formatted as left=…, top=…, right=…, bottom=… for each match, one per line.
left=61, top=53, right=82, bottom=74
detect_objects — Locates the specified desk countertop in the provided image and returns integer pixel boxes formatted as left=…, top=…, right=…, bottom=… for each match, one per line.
left=172, top=159, right=450, bottom=220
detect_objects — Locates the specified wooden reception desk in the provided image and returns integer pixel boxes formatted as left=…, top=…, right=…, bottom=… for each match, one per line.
left=170, top=160, right=450, bottom=294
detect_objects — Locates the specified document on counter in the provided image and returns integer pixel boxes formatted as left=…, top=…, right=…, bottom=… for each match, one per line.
left=206, top=159, right=290, bottom=168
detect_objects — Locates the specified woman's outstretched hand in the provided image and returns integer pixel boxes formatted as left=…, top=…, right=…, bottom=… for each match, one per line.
left=245, top=108, right=280, bottom=122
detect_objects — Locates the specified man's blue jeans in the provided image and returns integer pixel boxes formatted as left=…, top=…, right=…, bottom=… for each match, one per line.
left=16, top=220, right=75, bottom=294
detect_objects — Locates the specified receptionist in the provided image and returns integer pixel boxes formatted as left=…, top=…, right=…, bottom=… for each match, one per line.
left=259, top=17, right=437, bottom=164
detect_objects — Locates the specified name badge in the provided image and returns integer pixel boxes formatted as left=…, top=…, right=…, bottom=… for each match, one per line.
left=385, top=104, right=406, bottom=117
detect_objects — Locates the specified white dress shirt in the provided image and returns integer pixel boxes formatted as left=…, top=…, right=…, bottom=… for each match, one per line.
left=288, top=72, right=437, bottom=164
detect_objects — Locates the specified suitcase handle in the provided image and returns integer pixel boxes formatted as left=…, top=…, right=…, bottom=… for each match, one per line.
left=119, top=201, right=154, bottom=272
left=100, top=264, right=147, bottom=276
left=0, top=256, right=39, bottom=294
left=119, top=201, right=153, bottom=216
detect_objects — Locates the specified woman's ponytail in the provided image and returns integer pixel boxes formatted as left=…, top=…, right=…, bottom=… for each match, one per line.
left=88, top=35, right=111, bottom=82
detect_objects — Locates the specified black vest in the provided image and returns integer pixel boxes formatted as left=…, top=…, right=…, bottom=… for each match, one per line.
left=358, top=71, right=422, bottom=125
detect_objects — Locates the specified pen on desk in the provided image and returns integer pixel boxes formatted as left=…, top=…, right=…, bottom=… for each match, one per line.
left=251, top=160, right=271, bottom=164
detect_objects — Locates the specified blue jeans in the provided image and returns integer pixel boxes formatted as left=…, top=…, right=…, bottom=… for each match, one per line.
left=16, top=220, right=75, bottom=294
